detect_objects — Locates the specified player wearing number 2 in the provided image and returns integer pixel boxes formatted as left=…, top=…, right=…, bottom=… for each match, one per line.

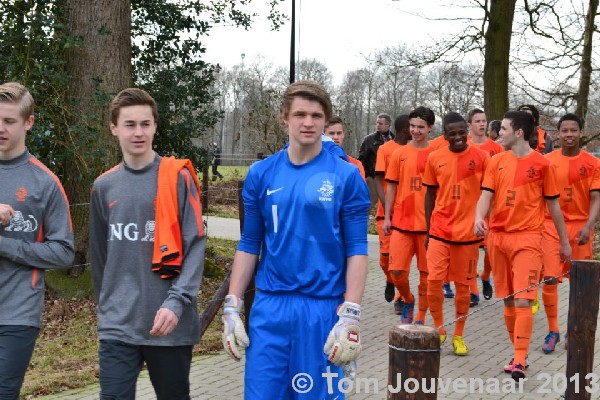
left=221, top=80, right=370, bottom=399
left=474, top=110, right=571, bottom=380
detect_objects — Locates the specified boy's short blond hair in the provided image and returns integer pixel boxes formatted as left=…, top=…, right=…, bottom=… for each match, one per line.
left=0, top=82, right=35, bottom=119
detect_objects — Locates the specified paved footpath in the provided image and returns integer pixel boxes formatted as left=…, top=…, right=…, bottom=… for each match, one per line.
left=38, top=216, right=600, bottom=399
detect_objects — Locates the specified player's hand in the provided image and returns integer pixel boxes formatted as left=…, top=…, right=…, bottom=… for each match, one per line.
left=150, top=307, right=179, bottom=336
left=222, top=295, right=249, bottom=361
left=559, top=241, right=572, bottom=263
left=0, top=204, right=15, bottom=226
left=575, top=225, right=591, bottom=245
left=382, top=219, right=391, bottom=236
left=425, top=234, right=430, bottom=250
left=473, top=219, right=488, bottom=237
left=324, top=302, right=361, bottom=366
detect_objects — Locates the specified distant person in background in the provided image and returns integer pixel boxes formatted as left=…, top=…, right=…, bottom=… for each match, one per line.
left=359, top=113, right=394, bottom=207
left=212, top=143, right=224, bottom=181
left=517, top=105, right=553, bottom=154
left=488, top=120, right=501, bottom=141
left=324, top=116, right=365, bottom=179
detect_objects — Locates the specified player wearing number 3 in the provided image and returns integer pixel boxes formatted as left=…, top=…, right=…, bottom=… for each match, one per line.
left=474, top=110, right=571, bottom=380
left=221, top=80, right=370, bottom=399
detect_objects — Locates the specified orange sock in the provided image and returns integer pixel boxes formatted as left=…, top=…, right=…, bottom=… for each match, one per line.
left=454, top=283, right=469, bottom=337
left=428, top=280, right=444, bottom=329
left=416, top=272, right=429, bottom=322
left=481, top=252, right=491, bottom=281
left=391, top=271, right=414, bottom=304
left=504, top=306, right=516, bottom=344
left=380, top=253, right=390, bottom=280
left=470, top=276, right=480, bottom=296
left=542, top=283, right=559, bottom=332
left=514, top=307, right=534, bottom=365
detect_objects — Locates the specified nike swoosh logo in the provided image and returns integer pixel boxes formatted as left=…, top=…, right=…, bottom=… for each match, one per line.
left=438, top=163, right=447, bottom=168
left=499, top=167, right=506, bottom=171
left=108, top=200, right=118, bottom=208
left=267, top=187, right=283, bottom=195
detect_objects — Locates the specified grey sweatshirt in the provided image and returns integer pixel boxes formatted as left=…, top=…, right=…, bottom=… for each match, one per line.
left=89, top=155, right=206, bottom=346
left=0, top=150, right=75, bottom=327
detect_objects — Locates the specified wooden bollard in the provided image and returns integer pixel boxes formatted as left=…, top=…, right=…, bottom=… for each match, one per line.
left=565, top=260, right=600, bottom=400
left=388, top=324, right=440, bottom=399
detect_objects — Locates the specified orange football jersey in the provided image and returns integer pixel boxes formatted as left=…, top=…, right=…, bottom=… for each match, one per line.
left=385, top=144, right=435, bottom=232
left=482, top=150, right=560, bottom=233
left=544, top=150, right=600, bottom=222
left=423, top=145, right=489, bottom=243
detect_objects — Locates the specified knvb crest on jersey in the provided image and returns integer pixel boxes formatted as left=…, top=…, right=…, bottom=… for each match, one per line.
left=16, top=186, right=27, bottom=202
left=318, top=179, right=334, bottom=202
left=5, top=211, right=38, bottom=232
left=526, top=166, right=540, bottom=179
left=579, top=165, right=588, bottom=178
left=468, top=160, right=476, bottom=171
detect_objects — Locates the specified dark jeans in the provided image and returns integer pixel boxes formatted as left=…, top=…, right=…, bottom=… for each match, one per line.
left=0, top=325, right=39, bottom=400
left=212, top=162, right=223, bottom=180
left=99, top=340, right=193, bottom=400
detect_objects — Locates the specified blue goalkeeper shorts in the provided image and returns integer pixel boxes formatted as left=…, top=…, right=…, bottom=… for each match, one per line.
left=244, top=292, right=345, bottom=399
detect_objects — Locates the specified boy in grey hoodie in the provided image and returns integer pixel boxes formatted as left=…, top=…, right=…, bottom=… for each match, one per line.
left=89, top=88, right=205, bottom=400
left=0, top=82, right=75, bottom=399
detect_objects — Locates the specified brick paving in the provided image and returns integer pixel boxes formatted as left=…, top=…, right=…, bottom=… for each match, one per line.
left=37, top=217, right=600, bottom=399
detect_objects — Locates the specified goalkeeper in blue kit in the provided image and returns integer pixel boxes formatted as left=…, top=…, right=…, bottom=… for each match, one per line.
left=221, top=80, right=370, bottom=399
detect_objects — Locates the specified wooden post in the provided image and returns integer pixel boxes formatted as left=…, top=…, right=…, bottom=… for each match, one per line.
left=198, top=267, right=231, bottom=338
left=565, top=260, right=600, bottom=400
left=238, top=180, right=256, bottom=332
left=388, top=324, right=440, bottom=399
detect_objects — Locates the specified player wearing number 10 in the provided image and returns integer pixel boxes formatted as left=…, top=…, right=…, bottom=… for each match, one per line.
left=474, top=110, right=571, bottom=381
left=221, top=80, right=370, bottom=399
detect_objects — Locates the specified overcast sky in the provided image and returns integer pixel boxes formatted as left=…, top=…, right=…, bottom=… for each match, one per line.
left=202, top=0, right=481, bottom=85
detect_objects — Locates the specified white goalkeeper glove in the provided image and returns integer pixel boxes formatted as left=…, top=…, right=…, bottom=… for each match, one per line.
left=222, top=295, right=249, bottom=361
left=324, top=302, right=361, bottom=366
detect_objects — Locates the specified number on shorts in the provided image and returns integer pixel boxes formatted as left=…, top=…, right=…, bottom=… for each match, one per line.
left=527, top=269, right=538, bottom=292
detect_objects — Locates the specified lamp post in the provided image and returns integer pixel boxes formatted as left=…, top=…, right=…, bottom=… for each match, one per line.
left=290, top=0, right=295, bottom=84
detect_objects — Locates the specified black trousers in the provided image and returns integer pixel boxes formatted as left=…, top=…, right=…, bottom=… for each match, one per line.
left=99, top=339, right=193, bottom=400
left=0, top=325, right=39, bottom=400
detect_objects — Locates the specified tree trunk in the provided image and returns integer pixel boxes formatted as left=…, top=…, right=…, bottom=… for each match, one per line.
left=575, top=0, right=598, bottom=128
left=483, top=0, right=516, bottom=121
left=64, top=0, right=131, bottom=273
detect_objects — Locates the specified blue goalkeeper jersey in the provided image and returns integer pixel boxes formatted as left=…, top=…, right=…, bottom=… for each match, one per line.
left=238, top=147, right=370, bottom=298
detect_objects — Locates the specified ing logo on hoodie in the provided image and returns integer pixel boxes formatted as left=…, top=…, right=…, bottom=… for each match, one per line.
left=5, top=211, right=38, bottom=232
left=109, top=221, right=155, bottom=242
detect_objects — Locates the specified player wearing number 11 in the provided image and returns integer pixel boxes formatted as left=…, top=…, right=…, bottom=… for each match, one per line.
left=423, top=112, right=489, bottom=356
left=221, top=80, right=370, bottom=399
left=474, top=110, right=571, bottom=381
